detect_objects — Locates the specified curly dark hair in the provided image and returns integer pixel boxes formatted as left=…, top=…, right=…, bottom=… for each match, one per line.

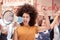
left=17, top=4, right=38, bottom=26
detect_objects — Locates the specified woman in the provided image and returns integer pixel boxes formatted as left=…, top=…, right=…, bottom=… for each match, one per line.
left=37, top=11, right=59, bottom=40
left=37, top=17, right=51, bottom=40
left=13, top=4, right=59, bottom=40
left=13, top=4, right=38, bottom=40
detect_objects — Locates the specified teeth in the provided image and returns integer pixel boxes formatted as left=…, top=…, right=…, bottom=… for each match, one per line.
left=24, top=21, right=27, bottom=23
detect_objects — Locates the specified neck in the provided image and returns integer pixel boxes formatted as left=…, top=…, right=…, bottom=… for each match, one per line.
left=24, top=24, right=30, bottom=27
left=24, top=25, right=29, bottom=26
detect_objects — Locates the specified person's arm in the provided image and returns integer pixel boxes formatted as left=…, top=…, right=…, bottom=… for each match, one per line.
left=38, top=10, right=50, bottom=32
left=1, top=26, right=8, bottom=35
left=13, top=30, right=18, bottom=40
left=44, top=12, right=50, bottom=29
left=50, top=15, right=58, bottom=29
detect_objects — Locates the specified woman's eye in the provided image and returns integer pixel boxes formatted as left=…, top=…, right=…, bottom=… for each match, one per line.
left=26, top=16, right=29, bottom=18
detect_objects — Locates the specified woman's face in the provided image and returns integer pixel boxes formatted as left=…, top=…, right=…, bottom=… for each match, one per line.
left=22, top=13, right=30, bottom=26
left=42, top=19, right=46, bottom=26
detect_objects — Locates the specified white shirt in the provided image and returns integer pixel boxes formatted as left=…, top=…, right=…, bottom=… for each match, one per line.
left=53, top=25, right=59, bottom=40
left=0, top=19, right=8, bottom=33
left=0, top=19, right=14, bottom=40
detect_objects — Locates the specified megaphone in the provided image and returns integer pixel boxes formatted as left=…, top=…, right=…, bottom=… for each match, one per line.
left=17, top=17, right=23, bottom=24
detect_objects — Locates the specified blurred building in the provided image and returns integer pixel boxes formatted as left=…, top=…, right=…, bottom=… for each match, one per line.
left=2, top=0, right=60, bottom=16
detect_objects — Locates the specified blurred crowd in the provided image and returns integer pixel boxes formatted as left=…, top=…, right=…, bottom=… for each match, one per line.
left=0, top=1, right=60, bottom=40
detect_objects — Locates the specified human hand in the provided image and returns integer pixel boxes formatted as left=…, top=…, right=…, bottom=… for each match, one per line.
left=55, top=10, right=60, bottom=18
left=43, top=8, right=48, bottom=16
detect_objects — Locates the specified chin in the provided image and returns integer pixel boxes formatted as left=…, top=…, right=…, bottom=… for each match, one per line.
left=24, top=23, right=27, bottom=25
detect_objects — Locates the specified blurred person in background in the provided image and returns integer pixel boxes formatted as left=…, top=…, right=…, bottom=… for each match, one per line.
left=37, top=8, right=60, bottom=40
left=0, top=0, right=4, bottom=40
left=53, top=10, right=60, bottom=40
left=35, top=13, right=43, bottom=26
left=0, top=10, right=14, bottom=40
left=0, top=1, right=20, bottom=40
left=35, top=13, right=44, bottom=40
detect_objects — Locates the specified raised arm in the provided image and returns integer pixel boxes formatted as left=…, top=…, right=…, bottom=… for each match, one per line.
left=13, top=30, right=18, bottom=40
left=50, top=12, right=60, bottom=29
left=38, top=10, right=50, bottom=32
left=44, top=11, right=50, bottom=29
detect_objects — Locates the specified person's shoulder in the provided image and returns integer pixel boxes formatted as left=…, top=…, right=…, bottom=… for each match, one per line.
left=32, top=26, right=38, bottom=29
left=15, top=26, right=20, bottom=31
left=16, top=26, right=23, bottom=29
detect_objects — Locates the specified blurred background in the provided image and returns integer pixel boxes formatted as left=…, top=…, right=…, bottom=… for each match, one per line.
left=1, top=0, right=60, bottom=16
